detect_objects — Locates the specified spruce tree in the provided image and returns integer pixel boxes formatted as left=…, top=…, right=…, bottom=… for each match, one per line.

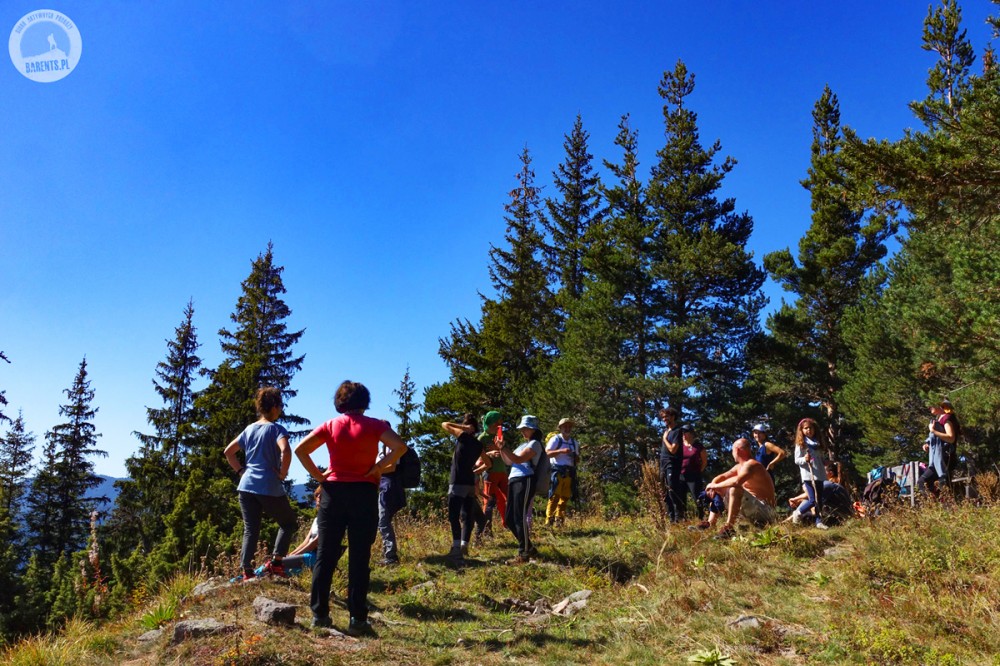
left=196, top=242, right=306, bottom=466
left=758, top=87, right=895, bottom=460
left=534, top=115, right=658, bottom=477
left=0, top=411, right=35, bottom=524
left=34, top=359, right=107, bottom=563
left=156, top=244, right=305, bottom=576
left=391, top=366, right=419, bottom=443
left=107, top=301, right=202, bottom=556
left=438, top=148, right=556, bottom=420
left=645, top=60, right=766, bottom=445
left=0, top=413, right=34, bottom=639
left=543, top=114, right=603, bottom=309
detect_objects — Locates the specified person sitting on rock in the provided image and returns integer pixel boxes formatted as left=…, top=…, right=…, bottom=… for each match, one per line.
left=699, top=437, right=777, bottom=539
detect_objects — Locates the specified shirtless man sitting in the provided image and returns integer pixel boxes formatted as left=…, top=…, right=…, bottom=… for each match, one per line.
left=701, top=437, right=777, bottom=539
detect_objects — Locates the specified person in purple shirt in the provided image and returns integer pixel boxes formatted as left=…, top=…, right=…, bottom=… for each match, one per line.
left=680, top=424, right=708, bottom=520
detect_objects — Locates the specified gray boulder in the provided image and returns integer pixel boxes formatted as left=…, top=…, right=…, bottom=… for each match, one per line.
left=137, top=629, right=163, bottom=642
left=253, top=595, right=297, bottom=626
left=172, top=618, right=238, bottom=643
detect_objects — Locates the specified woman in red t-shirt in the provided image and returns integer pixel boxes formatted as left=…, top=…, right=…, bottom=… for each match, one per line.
left=295, top=380, right=408, bottom=636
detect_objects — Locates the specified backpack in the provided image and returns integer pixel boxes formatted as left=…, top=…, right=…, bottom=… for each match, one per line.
left=396, top=446, right=422, bottom=489
left=531, top=440, right=551, bottom=497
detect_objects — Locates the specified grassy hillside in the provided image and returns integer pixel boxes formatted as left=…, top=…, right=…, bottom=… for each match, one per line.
left=5, top=502, right=1000, bottom=665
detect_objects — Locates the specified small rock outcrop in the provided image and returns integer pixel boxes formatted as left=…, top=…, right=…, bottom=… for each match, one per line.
left=191, top=578, right=226, bottom=597
left=171, top=618, right=238, bottom=644
left=552, top=590, right=592, bottom=616
left=253, top=595, right=297, bottom=626
left=137, top=629, right=163, bottom=642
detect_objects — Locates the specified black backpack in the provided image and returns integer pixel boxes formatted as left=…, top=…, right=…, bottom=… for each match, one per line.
left=396, top=446, right=422, bottom=489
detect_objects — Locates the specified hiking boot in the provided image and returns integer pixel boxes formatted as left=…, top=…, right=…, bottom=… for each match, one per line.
left=447, top=545, right=464, bottom=565
left=230, top=571, right=256, bottom=583
left=687, top=521, right=712, bottom=531
left=790, top=510, right=802, bottom=525
left=380, top=557, right=400, bottom=567
left=714, top=525, right=736, bottom=540
left=263, top=560, right=289, bottom=578
left=345, top=618, right=376, bottom=637
left=312, top=615, right=332, bottom=629
left=815, top=521, right=830, bottom=530
left=525, top=545, right=539, bottom=558
left=461, top=543, right=469, bottom=557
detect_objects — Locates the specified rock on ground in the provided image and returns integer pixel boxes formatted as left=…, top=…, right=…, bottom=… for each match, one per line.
left=253, top=595, right=297, bottom=626
left=727, top=615, right=763, bottom=630
left=171, top=618, right=239, bottom=644
left=552, top=590, right=592, bottom=616
left=137, top=629, right=163, bottom=642
left=191, top=578, right=226, bottom=597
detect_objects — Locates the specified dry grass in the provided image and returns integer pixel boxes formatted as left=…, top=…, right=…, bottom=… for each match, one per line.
left=5, top=501, right=1000, bottom=665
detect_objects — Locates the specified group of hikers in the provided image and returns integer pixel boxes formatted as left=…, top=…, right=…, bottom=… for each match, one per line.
left=657, top=396, right=963, bottom=538
left=223, top=382, right=960, bottom=635
left=223, top=382, right=579, bottom=635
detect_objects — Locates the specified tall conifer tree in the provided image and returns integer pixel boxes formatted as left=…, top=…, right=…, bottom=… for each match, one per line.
left=842, top=1, right=1000, bottom=461
left=155, top=245, right=305, bottom=576
left=0, top=412, right=35, bottom=523
left=108, top=301, right=202, bottom=555
left=23, top=358, right=105, bottom=610
left=438, top=148, right=556, bottom=420
left=543, top=115, right=603, bottom=310
left=0, top=412, right=34, bottom=639
left=645, top=60, right=766, bottom=444
left=758, top=87, right=894, bottom=460
left=391, top=366, right=418, bottom=443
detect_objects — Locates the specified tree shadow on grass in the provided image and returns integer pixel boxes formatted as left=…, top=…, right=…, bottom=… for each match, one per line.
left=422, top=554, right=489, bottom=569
left=559, top=527, right=616, bottom=538
left=469, top=629, right=607, bottom=652
left=398, top=601, right=479, bottom=622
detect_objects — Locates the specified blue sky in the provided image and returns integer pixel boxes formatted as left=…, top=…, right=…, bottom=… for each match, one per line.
left=1, top=1, right=996, bottom=479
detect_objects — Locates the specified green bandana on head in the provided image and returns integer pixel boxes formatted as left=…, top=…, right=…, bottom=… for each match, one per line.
left=483, top=410, right=502, bottom=430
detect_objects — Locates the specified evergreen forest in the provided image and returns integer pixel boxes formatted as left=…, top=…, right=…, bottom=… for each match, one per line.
left=2, top=0, right=1000, bottom=649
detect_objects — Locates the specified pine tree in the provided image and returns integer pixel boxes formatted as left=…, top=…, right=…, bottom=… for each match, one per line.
left=155, top=244, right=305, bottom=577
left=391, top=366, right=419, bottom=443
left=534, top=115, right=658, bottom=478
left=0, top=411, right=35, bottom=524
left=33, top=359, right=107, bottom=564
left=17, top=360, right=104, bottom=632
left=195, top=242, right=306, bottom=466
left=23, top=430, right=62, bottom=572
left=107, top=301, right=202, bottom=556
left=438, top=148, right=556, bottom=419
left=757, top=87, right=895, bottom=460
left=842, top=1, right=1000, bottom=464
left=645, top=60, right=766, bottom=446
left=543, top=114, right=603, bottom=309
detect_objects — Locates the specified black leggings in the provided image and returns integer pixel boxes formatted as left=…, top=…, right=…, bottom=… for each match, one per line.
left=505, top=476, right=536, bottom=555
left=311, top=482, right=378, bottom=623
left=448, top=493, right=477, bottom=543
left=238, top=491, right=297, bottom=575
left=662, top=469, right=686, bottom=522
left=683, top=473, right=705, bottom=520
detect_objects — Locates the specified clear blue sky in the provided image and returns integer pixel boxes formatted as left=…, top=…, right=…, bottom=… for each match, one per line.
left=1, top=1, right=996, bottom=479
